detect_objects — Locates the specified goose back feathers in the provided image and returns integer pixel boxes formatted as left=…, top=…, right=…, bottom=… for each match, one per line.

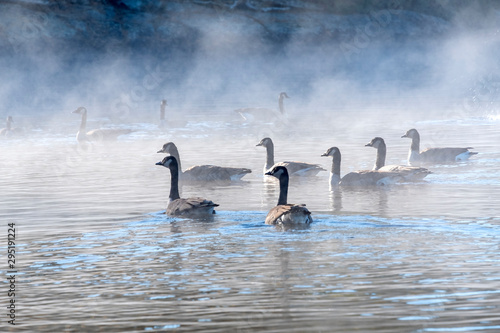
left=256, top=137, right=325, bottom=177
left=157, top=142, right=251, bottom=182
left=156, top=156, right=219, bottom=217
left=265, top=166, right=312, bottom=225
left=402, top=128, right=477, bottom=164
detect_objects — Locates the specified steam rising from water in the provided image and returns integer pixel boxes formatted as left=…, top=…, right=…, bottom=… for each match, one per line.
left=0, top=2, right=499, bottom=130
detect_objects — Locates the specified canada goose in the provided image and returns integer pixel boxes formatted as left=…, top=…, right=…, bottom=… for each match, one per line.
left=256, top=137, right=325, bottom=176
left=402, top=128, right=478, bottom=165
left=159, top=99, right=167, bottom=129
left=157, top=142, right=252, bottom=182
left=321, top=147, right=406, bottom=187
left=0, top=116, right=23, bottom=137
left=0, top=116, right=12, bottom=136
left=264, top=165, right=313, bottom=225
left=235, top=92, right=289, bottom=121
left=156, top=156, right=219, bottom=217
left=72, top=107, right=133, bottom=142
left=365, top=137, right=431, bottom=181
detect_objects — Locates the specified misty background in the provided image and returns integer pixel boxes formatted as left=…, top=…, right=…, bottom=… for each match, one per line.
left=1, top=0, right=500, bottom=129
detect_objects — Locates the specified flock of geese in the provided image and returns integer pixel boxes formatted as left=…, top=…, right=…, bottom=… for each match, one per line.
left=154, top=134, right=476, bottom=226
left=1, top=95, right=479, bottom=227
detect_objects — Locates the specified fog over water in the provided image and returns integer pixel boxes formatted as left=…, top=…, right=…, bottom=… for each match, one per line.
left=1, top=1, right=500, bottom=332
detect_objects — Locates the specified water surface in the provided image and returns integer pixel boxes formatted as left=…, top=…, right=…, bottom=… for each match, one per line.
left=1, top=107, right=499, bottom=332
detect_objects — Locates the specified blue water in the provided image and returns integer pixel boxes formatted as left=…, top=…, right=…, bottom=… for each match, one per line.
left=1, top=107, right=500, bottom=332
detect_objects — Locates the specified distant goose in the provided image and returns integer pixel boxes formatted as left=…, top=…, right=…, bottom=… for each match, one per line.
left=265, top=165, right=313, bottom=225
left=72, top=107, right=133, bottom=142
left=235, top=92, right=289, bottom=121
left=365, top=137, right=431, bottom=181
left=157, top=142, right=252, bottom=182
left=156, top=156, right=219, bottom=217
left=159, top=99, right=167, bottom=129
left=256, top=137, right=325, bottom=176
left=402, top=128, right=478, bottom=165
left=0, top=116, right=23, bottom=136
left=321, top=147, right=405, bottom=187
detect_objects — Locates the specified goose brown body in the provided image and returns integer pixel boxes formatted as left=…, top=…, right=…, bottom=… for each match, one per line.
left=72, top=107, right=132, bottom=142
left=402, top=128, right=477, bottom=165
left=321, top=147, right=408, bottom=187
left=235, top=92, right=289, bottom=121
left=157, top=142, right=251, bottom=182
left=365, top=137, right=431, bottom=182
left=256, top=137, right=325, bottom=177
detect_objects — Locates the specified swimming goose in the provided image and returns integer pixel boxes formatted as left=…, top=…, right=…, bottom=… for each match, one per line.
left=72, top=107, right=133, bottom=142
left=264, top=165, right=313, bottom=225
left=0, top=116, right=24, bottom=137
left=1, top=116, right=13, bottom=136
left=256, top=137, right=325, bottom=176
left=235, top=92, right=289, bottom=121
left=156, top=156, right=219, bottom=217
left=321, top=147, right=405, bottom=187
left=157, top=142, right=252, bottom=182
left=365, top=137, right=431, bottom=181
left=402, top=128, right=478, bottom=165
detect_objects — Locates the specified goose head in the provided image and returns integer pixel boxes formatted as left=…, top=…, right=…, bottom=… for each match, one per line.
left=265, top=165, right=288, bottom=180
left=72, top=107, right=87, bottom=115
left=155, top=155, right=178, bottom=169
left=161, top=99, right=167, bottom=107
left=256, top=137, right=273, bottom=148
left=365, top=137, right=385, bottom=149
left=279, top=92, right=289, bottom=99
left=402, top=128, right=419, bottom=139
left=321, top=147, right=340, bottom=158
left=157, top=142, right=177, bottom=154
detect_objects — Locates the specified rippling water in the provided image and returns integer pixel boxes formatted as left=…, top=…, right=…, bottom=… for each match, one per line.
left=1, top=106, right=500, bottom=332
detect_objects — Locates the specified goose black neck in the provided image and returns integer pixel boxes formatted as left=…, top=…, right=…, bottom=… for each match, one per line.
left=80, top=110, right=87, bottom=131
left=411, top=131, right=420, bottom=152
left=375, top=141, right=387, bottom=170
left=266, top=142, right=275, bottom=168
left=332, top=151, right=341, bottom=177
left=277, top=171, right=289, bottom=206
left=278, top=95, right=285, bottom=114
left=160, top=105, right=165, bottom=120
left=168, top=158, right=181, bottom=201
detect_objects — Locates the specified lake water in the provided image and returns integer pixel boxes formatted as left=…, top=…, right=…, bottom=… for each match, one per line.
left=1, top=104, right=500, bottom=332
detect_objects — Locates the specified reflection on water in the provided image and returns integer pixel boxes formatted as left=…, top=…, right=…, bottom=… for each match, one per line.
left=1, top=113, right=500, bottom=332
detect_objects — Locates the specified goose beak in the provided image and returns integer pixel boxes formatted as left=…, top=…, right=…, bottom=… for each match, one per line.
left=401, top=134, right=408, bottom=138
left=321, top=152, right=328, bottom=156
left=72, top=109, right=79, bottom=114
left=265, top=171, right=272, bottom=176
left=155, top=161, right=163, bottom=166
left=157, top=149, right=165, bottom=153
left=256, top=143, right=262, bottom=147
left=365, top=143, right=373, bottom=147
